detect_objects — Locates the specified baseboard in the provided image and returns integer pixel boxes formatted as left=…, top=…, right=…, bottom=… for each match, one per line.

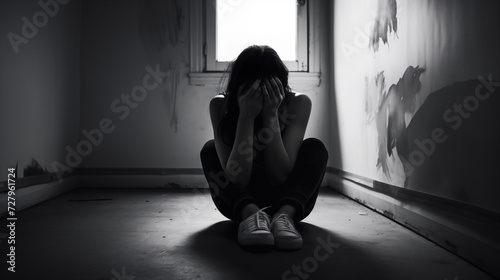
left=0, top=176, right=78, bottom=217
left=327, top=167, right=500, bottom=279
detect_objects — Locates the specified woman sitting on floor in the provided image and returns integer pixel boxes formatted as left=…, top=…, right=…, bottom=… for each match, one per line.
left=200, top=45, right=328, bottom=250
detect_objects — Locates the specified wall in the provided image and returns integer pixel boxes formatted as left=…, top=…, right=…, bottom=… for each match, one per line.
left=330, top=0, right=500, bottom=277
left=0, top=0, right=81, bottom=213
left=78, top=0, right=331, bottom=173
left=332, top=0, right=500, bottom=211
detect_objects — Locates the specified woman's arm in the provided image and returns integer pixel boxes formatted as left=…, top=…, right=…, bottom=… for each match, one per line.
left=210, top=80, right=263, bottom=186
left=261, top=78, right=311, bottom=185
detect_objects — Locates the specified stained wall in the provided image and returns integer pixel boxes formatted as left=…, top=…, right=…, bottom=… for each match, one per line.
left=332, top=0, right=500, bottom=212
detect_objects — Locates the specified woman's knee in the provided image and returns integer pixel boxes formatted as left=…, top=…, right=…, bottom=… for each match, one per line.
left=301, top=138, right=329, bottom=163
left=200, top=140, right=216, bottom=162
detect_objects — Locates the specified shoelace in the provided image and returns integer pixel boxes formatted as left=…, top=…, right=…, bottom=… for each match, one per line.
left=272, top=214, right=298, bottom=234
left=242, top=206, right=271, bottom=232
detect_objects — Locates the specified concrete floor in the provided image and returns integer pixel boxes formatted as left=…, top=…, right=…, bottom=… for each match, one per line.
left=0, top=187, right=494, bottom=280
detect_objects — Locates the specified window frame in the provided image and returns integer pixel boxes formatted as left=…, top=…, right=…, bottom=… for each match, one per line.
left=189, top=0, right=321, bottom=87
left=205, top=0, right=309, bottom=72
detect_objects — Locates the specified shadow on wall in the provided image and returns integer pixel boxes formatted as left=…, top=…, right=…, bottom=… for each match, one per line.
left=397, top=77, right=500, bottom=212
left=375, top=69, right=500, bottom=212
left=363, top=0, right=500, bottom=212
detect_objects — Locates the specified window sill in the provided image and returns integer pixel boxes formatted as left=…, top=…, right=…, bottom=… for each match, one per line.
left=189, top=72, right=321, bottom=88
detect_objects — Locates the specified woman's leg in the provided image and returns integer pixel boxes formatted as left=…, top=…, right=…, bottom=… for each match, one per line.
left=201, top=140, right=276, bottom=247
left=200, top=140, right=258, bottom=222
left=266, top=138, right=327, bottom=250
left=275, top=138, right=328, bottom=222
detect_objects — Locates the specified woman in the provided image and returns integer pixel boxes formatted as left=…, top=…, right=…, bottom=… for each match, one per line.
left=200, top=45, right=328, bottom=250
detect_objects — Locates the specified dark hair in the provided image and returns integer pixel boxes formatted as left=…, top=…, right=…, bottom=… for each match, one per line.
left=218, top=45, right=292, bottom=144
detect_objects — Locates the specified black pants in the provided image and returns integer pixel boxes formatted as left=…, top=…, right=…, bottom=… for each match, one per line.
left=200, top=138, right=328, bottom=223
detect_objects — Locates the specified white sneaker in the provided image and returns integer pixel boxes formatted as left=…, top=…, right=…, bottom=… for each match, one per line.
left=271, top=213, right=303, bottom=250
left=238, top=208, right=274, bottom=247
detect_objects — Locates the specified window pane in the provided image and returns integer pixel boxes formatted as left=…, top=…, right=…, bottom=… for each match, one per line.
left=216, top=0, right=297, bottom=62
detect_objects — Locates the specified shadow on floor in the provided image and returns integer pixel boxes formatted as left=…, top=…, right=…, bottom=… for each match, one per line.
left=182, top=220, right=384, bottom=280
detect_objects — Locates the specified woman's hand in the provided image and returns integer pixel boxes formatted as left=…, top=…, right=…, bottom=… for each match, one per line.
left=238, top=79, right=263, bottom=119
left=262, top=77, right=285, bottom=118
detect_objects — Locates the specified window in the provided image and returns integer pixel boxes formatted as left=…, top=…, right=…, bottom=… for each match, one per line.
left=206, top=0, right=308, bottom=71
left=189, top=0, right=320, bottom=87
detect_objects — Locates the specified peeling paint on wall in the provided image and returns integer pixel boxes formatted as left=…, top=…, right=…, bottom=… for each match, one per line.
left=159, top=61, right=181, bottom=133
left=366, top=67, right=500, bottom=211
left=367, top=66, right=425, bottom=177
left=23, top=158, right=50, bottom=177
left=138, top=0, right=184, bottom=132
left=370, top=0, right=398, bottom=51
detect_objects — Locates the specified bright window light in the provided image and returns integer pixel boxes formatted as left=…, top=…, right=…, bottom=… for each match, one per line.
left=216, top=0, right=297, bottom=62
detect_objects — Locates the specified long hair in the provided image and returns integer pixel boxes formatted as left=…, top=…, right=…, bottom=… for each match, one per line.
left=218, top=45, right=293, bottom=145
